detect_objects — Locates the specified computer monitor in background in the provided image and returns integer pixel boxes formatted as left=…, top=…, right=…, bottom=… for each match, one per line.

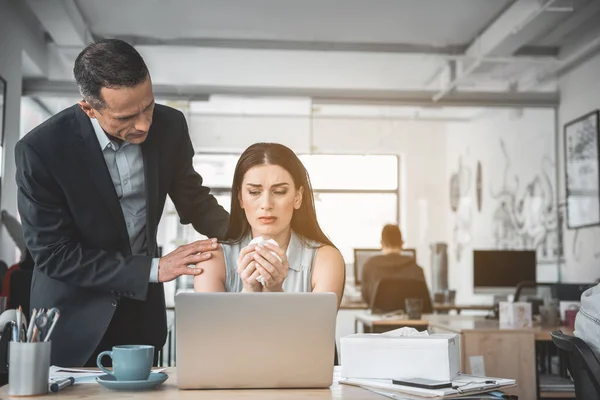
left=473, top=250, right=536, bottom=295
left=551, top=283, right=595, bottom=301
left=353, top=248, right=416, bottom=286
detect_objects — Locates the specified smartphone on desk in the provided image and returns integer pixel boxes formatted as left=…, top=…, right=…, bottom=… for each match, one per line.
left=392, top=377, right=452, bottom=390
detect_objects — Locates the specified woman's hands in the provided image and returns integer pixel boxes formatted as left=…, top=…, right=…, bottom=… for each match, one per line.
left=237, top=242, right=289, bottom=292
left=237, top=244, right=263, bottom=292
left=253, top=243, right=289, bottom=292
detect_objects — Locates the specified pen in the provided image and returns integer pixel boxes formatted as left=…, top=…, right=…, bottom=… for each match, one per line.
left=27, top=309, right=37, bottom=342
left=44, top=309, right=60, bottom=342
left=16, top=306, right=21, bottom=342
left=49, top=377, right=75, bottom=393
left=10, top=321, right=18, bottom=342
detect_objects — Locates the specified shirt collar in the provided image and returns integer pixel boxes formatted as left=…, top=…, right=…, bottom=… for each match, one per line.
left=90, top=118, right=127, bottom=151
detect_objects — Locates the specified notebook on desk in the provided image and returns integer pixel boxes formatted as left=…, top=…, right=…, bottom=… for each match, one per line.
left=175, top=292, right=337, bottom=389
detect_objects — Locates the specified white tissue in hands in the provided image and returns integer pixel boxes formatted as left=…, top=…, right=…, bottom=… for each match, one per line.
left=248, top=237, right=281, bottom=285
left=255, top=275, right=266, bottom=285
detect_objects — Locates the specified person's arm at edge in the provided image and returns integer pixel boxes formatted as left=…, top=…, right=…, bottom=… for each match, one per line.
left=194, top=246, right=227, bottom=292
left=168, top=110, right=229, bottom=239
left=311, top=245, right=346, bottom=308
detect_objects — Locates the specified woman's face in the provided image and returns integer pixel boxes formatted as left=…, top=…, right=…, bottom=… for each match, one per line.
left=239, top=164, right=303, bottom=239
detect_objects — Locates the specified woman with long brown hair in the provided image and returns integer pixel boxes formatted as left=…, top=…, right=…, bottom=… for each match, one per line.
left=194, top=143, right=345, bottom=305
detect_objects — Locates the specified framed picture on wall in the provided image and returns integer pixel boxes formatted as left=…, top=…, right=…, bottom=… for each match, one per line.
left=0, top=75, right=5, bottom=145
left=564, top=110, right=600, bottom=229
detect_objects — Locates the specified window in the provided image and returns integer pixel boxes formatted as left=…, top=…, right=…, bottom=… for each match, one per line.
left=187, top=154, right=399, bottom=265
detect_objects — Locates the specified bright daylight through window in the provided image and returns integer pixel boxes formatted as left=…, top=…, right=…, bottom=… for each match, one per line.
left=191, top=153, right=399, bottom=263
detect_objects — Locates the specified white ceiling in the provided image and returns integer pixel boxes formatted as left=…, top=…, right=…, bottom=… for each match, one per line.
left=76, top=0, right=511, bottom=46
left=18, top=0, right=600, bottom=110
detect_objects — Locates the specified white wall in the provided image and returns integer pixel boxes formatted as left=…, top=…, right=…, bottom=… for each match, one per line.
left=558, top=52, right=600, bottom=283
left=190, top=114, right=449, bottom=285
left=0, top=0, right=48, bottom=263
left=0, top=0, right=25, bottom=263
left=445, top=109, right=558, bottom=303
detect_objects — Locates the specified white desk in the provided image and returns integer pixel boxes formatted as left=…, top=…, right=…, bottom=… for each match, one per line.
left=0, top=368, right=383, bottom=399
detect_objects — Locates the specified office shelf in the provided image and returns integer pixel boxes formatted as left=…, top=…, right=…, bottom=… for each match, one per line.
left=539, top=374, right=575, bottom=398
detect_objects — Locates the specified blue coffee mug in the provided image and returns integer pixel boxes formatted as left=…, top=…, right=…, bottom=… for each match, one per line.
left=96, top=345, right=154, bottom=381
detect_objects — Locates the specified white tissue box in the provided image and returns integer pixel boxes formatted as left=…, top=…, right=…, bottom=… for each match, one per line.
left=499, top=301, right=532, bottom=328
left=340, top=330, right=460, bottom=381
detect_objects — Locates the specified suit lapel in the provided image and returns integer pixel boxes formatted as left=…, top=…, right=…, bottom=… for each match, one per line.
left=142, top=128, right=159, bottom=257
left=75, top=110, right=131, bottom=253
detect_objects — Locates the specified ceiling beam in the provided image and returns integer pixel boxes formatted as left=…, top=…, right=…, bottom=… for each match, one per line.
left=536, top=0, right=600, bottom=45
left=433, top=0, right=568, bottom=102
left=27, top=0, right=91, bottom=47
left=22, top=79, right=559, bottom=108
left=99, top=35, right=558, bottom=59
left=531, top=33, right=600, bottom=87
left=464, top=0, right=558, bottom=60
left=102, top=35, right=470, bottom=55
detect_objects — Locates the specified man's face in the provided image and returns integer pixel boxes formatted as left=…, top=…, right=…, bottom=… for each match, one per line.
left=78, top=76, right=155, bottom=144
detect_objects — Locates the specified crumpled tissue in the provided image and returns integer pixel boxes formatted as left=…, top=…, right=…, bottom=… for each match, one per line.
left=248, top=237, right=282, bottom=285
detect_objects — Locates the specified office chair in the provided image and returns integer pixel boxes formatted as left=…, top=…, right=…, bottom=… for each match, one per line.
left=370, top=278, right=433, bottom=315
left=551, top=330, right=600, bottom=399
left=7, top=269, right=33, bottom=320
left=0, top=261, right=7, bottom=290
left=513, top=281, right=553, bottom=302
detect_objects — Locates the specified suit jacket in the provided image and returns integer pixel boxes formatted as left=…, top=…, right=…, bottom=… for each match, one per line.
left=15, top=104, right=229, bottom=366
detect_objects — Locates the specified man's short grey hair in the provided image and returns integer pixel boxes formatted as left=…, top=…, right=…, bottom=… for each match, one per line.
left=73, top=39, right=149, bottom=110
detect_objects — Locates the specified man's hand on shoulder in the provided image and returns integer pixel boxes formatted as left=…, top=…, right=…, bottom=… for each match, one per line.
left=158, top=238, right=219, bottom=283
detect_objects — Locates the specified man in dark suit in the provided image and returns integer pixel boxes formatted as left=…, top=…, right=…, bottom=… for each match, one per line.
left=15, top=39, right=229, bottom=367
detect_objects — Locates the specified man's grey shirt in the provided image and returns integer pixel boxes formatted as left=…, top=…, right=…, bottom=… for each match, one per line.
left=91, top=118, right=159, bottom=282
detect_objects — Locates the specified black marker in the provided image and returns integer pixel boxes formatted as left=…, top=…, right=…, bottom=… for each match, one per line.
left=49, top=377, right=75, bottom=393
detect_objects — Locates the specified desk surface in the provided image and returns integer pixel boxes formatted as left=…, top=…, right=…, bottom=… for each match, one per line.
left=354, top=314, right=573, bottom=340
left=339, top=299, right=368, bottom=310
left=426, top=314, right=573, bottom=341
left=432, top=303, right=494, bottom=312
left=339, top=299, right=493, bottom=312
left=355, top=313, right=429, bottom=327
left=0, top=368, right=382, bottom=399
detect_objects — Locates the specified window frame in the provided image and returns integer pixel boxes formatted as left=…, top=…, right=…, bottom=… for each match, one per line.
left=195, top=151, right=400, bottom=226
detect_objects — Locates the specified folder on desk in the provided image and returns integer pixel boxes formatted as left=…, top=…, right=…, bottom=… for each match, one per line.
left=339, top=374, right=516, bottom=398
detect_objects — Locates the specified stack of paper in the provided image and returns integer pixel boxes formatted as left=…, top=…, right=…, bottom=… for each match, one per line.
left=49, top=366, right=166, bottom=384
left=360, top=388, right=511, bottom=400
left=339, top=374, right=516, bottom=399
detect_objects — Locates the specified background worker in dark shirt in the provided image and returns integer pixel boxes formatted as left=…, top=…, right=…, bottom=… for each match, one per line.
left=361, top=224, right=428, bottom=306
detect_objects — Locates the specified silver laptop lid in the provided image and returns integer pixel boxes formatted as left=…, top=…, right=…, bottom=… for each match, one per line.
left=175, top=292, right=337, bottom=389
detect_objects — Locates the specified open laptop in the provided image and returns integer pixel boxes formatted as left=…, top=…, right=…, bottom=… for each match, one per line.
left=175, top=292, right=337, bottom=389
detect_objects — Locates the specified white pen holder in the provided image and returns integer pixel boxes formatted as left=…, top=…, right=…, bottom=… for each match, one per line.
left=8, top=341, right=51, bottom=396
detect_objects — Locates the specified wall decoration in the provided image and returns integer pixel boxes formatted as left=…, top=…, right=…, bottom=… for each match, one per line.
left=476, top=161, right=482, bottom=212
left=449, top=155, right=473, bottom=262
left=0, top=75, right=6, bottom=145
left=490, top=139, right=561, bottom=264
left=450, top=173, right=460, bottom=212
left=564, top=110, right=600, bottom=229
